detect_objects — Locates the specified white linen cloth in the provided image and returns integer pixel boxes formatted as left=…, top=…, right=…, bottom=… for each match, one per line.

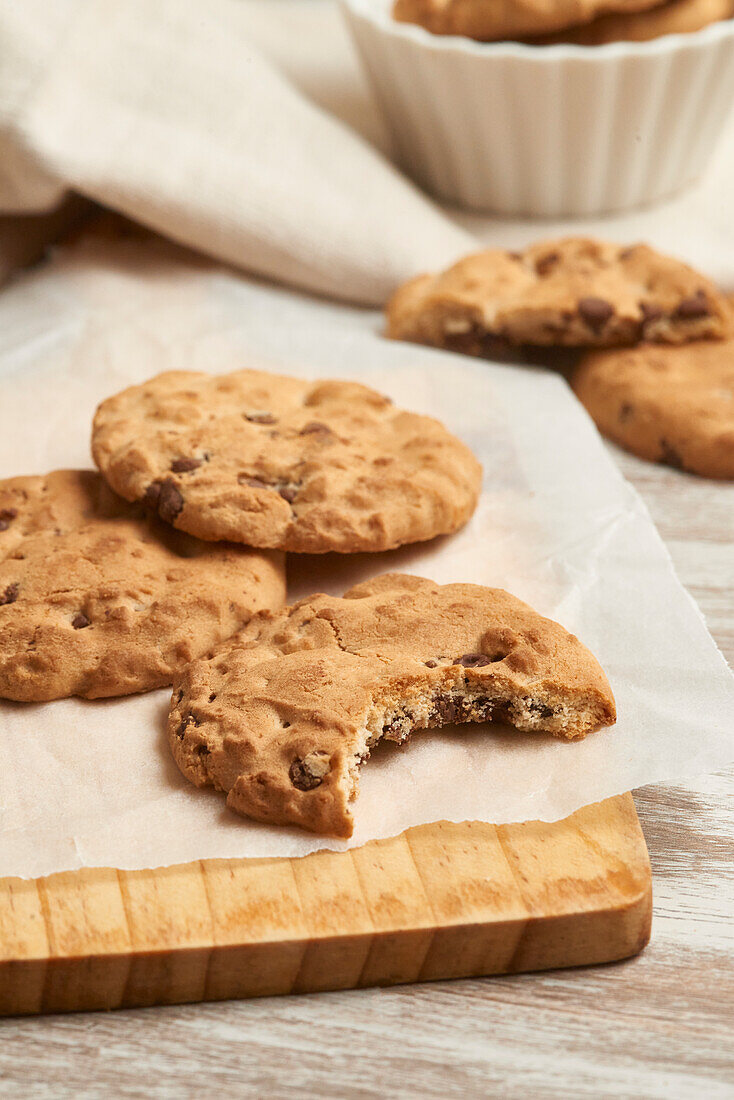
left=0, top=0, right=473, bottom=304
left=2, top=0, right=734, bottom=299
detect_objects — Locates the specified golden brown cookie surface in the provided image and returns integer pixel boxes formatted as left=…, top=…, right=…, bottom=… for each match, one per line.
left=92, top=369, right=482, bottom=553
left=573, top=335, right=734, bottom=478
left=169, top=573, right=616, bottom=837
left=393, top=0, right=666, bottom=41
left=0, top=470, right=285, bottom=701
left=386, top=239, right=728, bottom=352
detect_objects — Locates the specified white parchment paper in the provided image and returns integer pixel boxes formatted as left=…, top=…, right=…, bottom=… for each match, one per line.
left=0, top=236, right=732, bottom=879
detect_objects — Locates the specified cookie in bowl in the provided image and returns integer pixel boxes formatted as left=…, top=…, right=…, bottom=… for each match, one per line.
left=392, top=0, right=665, bottom=40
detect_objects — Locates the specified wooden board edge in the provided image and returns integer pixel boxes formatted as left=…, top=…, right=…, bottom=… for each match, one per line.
left=0, top=871, right=652, bottom=1017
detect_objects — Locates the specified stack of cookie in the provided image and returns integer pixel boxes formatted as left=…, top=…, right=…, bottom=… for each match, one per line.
left=0, top=365, right=617, bottom=837
left=393, top=0, right=734, bottom=45
left=387, top=237, right=734, bottom=479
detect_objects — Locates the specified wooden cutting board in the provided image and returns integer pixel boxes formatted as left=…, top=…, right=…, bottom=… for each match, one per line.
left=0, top=793, right=651, bottom=1016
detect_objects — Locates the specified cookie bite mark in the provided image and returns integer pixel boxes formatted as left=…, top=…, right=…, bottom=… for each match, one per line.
left=169, top=574, right=616, bottom=837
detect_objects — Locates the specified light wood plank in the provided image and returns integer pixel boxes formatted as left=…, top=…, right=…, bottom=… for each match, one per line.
left=0, top=795, right=651, bottom=1016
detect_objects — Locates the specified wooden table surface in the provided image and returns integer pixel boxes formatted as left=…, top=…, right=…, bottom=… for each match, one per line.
left=0, top=446, right=731, bottom=1098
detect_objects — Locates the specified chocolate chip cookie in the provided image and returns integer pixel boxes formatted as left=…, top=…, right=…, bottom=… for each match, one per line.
left=0, top=470, right=285, bottom=701
left=386, top=239, right=728, bottom=352
left=169, top=573, right=616, bottom=837
left=393, top=0, right=664, bottom=40
left=572, top=328, right=734, bottom=478
left=92, top=369, right=482, bottom=553
left=527, top=0, right=733, bottom=44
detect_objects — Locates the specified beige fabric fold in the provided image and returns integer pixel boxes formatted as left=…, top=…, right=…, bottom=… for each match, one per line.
left=0, top=0, right=472, bottom=305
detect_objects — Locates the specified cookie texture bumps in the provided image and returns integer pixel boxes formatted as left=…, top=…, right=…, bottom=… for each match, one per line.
left=0, top=470, right=285, bottom=701
left=386, top=239, right=728, bottom=352
left=169, top=573, right=616, bottom=837
left=529, top=0, right=734, bottom=44
left=393, top=0, right=667, bottom=41
left=573, top=333, right=734, bottom=479
left=92, top=370, right=482, bottom=553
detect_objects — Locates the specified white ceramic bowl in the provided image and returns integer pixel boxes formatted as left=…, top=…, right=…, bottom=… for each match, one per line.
left=342, top=0, right=734, bottom=216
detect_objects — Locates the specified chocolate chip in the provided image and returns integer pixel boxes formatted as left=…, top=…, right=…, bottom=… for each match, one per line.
left=674, top=290, right=711, bottom=321
left=578, top=297, right=615, bottom=332
left=0, top=508, right=18, bottom=524
left=244, top=411, right=277, bottom=424
left=279, top=486, right=298, bottom=503
left=208, top=692, right=217, bottom=702
left=0, top=521, right=9, bottom=532
left=526, top=699, right=554, bottom=718
left=142, top=477, right=184, bottom=522
left=535, top=251, right=560, bottom=277
left=72, top=612, right=90, bottom=629
left=430, top=697, right=459, bottom=725
left=619, top=402, right=634, bottom=423
left=299, top=422, right=333, bottom=437
left=660, top=439, right=685, bottom=470
left=157, top=479, right=185, bottom=523
left=142, top=481, right=162, bottom=510
left=383, top=713, right=411, bottom=738
left=289, top=753, right=330, bottom=791
left=177, top=712, right=200, bottom=740
left=240, top=476, right=269, bottom=489
left=424, top=659, right=439, bottom=668
left=170, top=457, right=202, bottom=473
left=468, top=697, right=495, bottom=721
left=194, top=744, right=210, bottom=757
left=454, top=653, right=493, bottom=668
left=0, top=582, right=19, bottom=606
